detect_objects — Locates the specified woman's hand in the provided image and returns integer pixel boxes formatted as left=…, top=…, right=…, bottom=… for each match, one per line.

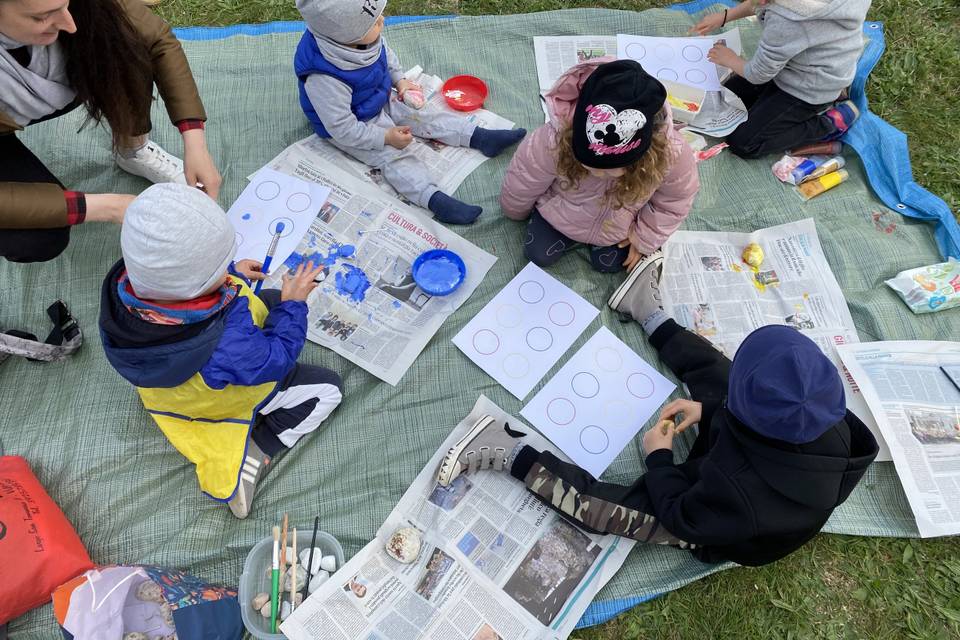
left=182, top=129, right=222, bottom=200
left=618, top=239, right=644, bottom=272
left=689, top=12, right=725, bottom=35
left=84, top=194, right=136, bottom=223
left=707, top=44, right=745, bottom=75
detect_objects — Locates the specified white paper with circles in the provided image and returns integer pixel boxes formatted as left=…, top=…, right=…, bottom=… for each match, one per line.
left=227, top=167, right=332, bottom=269
left=521, top=326, right=676, bottom=478
left=616, top=28, right=742, bottom=92
left=452, top=262, right=599, bottom=399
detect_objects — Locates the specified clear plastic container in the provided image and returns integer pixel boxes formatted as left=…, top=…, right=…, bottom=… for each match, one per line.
left=239, top=529, right=345, bottom=639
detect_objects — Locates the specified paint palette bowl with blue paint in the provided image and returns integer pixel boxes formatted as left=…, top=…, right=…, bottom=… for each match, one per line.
left=412, top=249, right=467, bottom=296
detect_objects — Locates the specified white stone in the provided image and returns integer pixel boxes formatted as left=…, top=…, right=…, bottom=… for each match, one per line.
left=283, top=565, right=308, bottom=593
left=259, top=601, right=272, bottom=618
left=308, top=571, right=329, bottom=594
left=251, top=592, right=270, bottom=611
left=320, top=555, right=337, bottom=572
left=299, top=547, right=324, bottom=575
left=385, top=527, right=422, bottom=564
left=280, top=600, right=292, bottom=621
left=285, top=546, right=295, bottom=565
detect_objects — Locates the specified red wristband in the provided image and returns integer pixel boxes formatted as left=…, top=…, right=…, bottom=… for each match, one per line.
left=176, top=119, right=205, bottom=133
left=64, top=191, right=87, bottom=225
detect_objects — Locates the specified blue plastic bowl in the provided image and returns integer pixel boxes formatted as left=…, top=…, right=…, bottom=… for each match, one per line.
left=412, top=249, right=467, bottom=296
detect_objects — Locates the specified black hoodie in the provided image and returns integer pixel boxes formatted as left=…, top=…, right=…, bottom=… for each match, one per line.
left=643, top=406, right=879, bottom=566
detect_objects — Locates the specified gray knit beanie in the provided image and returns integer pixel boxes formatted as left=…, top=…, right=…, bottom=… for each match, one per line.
left=122, top=184, right=236, bottom=301
left=296, top=0, right=386, bottom=44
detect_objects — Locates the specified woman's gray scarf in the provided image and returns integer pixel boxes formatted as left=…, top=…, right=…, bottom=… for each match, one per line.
left=0, top=31, right=76, bottom=126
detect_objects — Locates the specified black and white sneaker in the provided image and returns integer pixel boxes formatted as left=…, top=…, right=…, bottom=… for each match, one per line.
left=436, top=416, right=526, bottom=487
left=607, top=250, right=664, bottom=321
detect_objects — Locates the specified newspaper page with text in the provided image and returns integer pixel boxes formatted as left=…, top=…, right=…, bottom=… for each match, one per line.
left=282, top=396, right=635, bottom=640
left=263, top=159, right=495, bottom=385
left=837, top=341, right=960, bottom=537
left=264, top=70, right=513, bottom=205
left=659, top=218, right=891, bottom=460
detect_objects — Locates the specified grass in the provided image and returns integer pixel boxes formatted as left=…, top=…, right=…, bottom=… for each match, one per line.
left=156, top=1, right=960, bottom=638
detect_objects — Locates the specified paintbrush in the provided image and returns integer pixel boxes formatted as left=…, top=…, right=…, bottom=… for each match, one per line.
left=270, top=526, right=280, bottom=633
left=303, top=515, right=320, bottom=600
left=290, top=528, right=298, bottom=611
left=280, top=513, right=289, bottom=568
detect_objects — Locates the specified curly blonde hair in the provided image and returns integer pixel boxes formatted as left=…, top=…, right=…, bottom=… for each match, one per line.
left=555, top=109, right=674, bottom=210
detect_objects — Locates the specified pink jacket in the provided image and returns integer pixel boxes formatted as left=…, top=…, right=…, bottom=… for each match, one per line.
left=500, top=58, right=700, bottom=254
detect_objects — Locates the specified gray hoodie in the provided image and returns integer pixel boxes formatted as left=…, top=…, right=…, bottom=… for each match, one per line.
left=743, top=0, right=871, bottom=105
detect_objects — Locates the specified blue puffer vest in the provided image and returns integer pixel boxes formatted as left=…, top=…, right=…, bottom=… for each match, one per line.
left=294, top=31, right=392, bottom=138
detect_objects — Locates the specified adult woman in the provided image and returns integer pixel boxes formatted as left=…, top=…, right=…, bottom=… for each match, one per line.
left=0, top=0, right=221, bottom=263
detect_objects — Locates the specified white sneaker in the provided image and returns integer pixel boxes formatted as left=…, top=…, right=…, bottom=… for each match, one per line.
left=114, top=141, right=187, bottom=185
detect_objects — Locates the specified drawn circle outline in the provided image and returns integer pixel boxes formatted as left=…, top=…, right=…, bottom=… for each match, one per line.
left=626, top=372, right=655, bottom=399
left=502, top=353, right=530, bottom=379
left=546, top=398, right=576, bottom=426
left=472, top=329, right=500, bottom=355
left=682, top=45, right=704, bottom=62
left=517, top=280, right=545, bottom=304
left=656, top=68, right=679, bottom=82
left=255, top=180, right=281, bottom=201
left=624, top=43, right=646, bottom=60
left=595, top=347, right=623, bottom=372
left=268, top=217, right=295, bottom=237
left=525, top=326, right=554, bottom=352
left=580, top=425, right=610, bottom=454
left=685, top=69, right=707, bottom=84
left=548, top=301, right=576, bottom=327
left=286, top=192, right=312, bottom=212
left=571, top=372, right=600, bottom=399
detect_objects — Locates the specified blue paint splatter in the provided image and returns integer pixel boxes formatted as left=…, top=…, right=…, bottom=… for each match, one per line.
left=392, top=301, right=401, bottom=309
left=335, top=264, right=370, bottom=302
left=241, top=213, right=251, bottom=220
left=283, top=243, right=357, bottom=272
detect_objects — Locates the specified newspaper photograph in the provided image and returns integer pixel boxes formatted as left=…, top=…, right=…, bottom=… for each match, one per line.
left=265, top=69, right=513, bottom=206
left=532, top=33, right=745, bottom=134
left=263, top=159, right=496, bottom=385
left=660, top=218, right=891, bottom=460
left=282, top=395, right=635, bottom=640
left=836, top=341, right=960, bottom=537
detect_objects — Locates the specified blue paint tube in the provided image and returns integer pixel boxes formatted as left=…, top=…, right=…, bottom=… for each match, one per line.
left=790, top=156, right=828, bottom=184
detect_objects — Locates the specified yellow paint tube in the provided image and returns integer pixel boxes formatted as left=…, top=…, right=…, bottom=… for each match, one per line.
left=796, top=169, right=849, bottom=201
left=798, top=156, right=846, bottom=184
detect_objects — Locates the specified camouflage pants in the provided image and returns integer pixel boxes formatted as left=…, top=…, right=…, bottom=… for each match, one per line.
left=523, top=453, right=694, bottom=548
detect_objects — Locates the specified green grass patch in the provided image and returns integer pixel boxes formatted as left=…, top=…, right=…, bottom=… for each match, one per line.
left=156, top=1, right=960, bottom=637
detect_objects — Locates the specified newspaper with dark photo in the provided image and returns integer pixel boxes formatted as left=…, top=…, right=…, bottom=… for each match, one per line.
left=262, top=160, right=495, bottom=385
left=659, top=218, right=891, bottom=460
left=837, top=341, right=960, bottom=537
left=281, top=396, right=634, bottom=640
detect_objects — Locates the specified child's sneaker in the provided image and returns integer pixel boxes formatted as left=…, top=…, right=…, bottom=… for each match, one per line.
left=114, top=141, right=188, bottom=185
left=821, top=99, right=860, bottom=141
left=228, top=438, right=270, bottom=519
left=607, top=250, right=663, bottom=320
left=436, top=415, right=527, bottom=486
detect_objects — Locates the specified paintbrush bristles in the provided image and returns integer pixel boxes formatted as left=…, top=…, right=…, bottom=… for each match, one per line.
left=273, top=525, right=279, bottom=541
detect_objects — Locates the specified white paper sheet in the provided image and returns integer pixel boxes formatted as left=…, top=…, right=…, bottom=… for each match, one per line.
left=522, top=327, right=676, bottom=478
left=616, top=29, right=742, bottom=92
left=227, top=167, right=332, bottom=270
left=452, top=263, right=599, bottom=399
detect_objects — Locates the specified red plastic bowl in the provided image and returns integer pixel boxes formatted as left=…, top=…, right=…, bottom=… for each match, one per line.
left=441, top=75, right=488, bottom=111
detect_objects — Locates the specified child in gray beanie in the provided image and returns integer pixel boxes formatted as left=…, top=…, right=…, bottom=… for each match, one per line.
left=692, top=0, right=869, bottom=158
left=99, top=184, right=344, bottom=519
left=293, top=0, right=526, bottom=224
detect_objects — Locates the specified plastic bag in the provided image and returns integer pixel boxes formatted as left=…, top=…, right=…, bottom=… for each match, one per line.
left=0, top=456, right=93, bottom=624
left=53, top=565, right=242, bottom=640
left=885, top=258, right=960, bottom=314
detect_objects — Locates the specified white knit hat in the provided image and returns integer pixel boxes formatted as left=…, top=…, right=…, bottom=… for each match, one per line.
left=121, top=184, right=236, bottom=301
left=296, top=0, right=386, bottom=44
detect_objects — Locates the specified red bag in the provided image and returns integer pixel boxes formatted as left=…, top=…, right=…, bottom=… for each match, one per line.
left=0, top=456, right=93, bottom=624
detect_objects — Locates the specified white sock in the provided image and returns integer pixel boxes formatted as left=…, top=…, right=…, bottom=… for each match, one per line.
left=641, top=309, right=670, bottom=336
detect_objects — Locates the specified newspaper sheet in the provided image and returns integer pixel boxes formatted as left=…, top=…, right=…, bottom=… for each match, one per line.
left=659, top=218, right=891, bottom=460
left=532, top=34, right=746, bottom=135
left=262, top=159, right=496, bottom=386
left=264, top=69, right=514, bottom=206
left=836, top=341, right=960, bottom=537
left=282, top=395, right=635, bottom=640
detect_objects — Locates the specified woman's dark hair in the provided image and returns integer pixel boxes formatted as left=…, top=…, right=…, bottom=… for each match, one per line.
left=60, top=0, right=153, bottom=147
